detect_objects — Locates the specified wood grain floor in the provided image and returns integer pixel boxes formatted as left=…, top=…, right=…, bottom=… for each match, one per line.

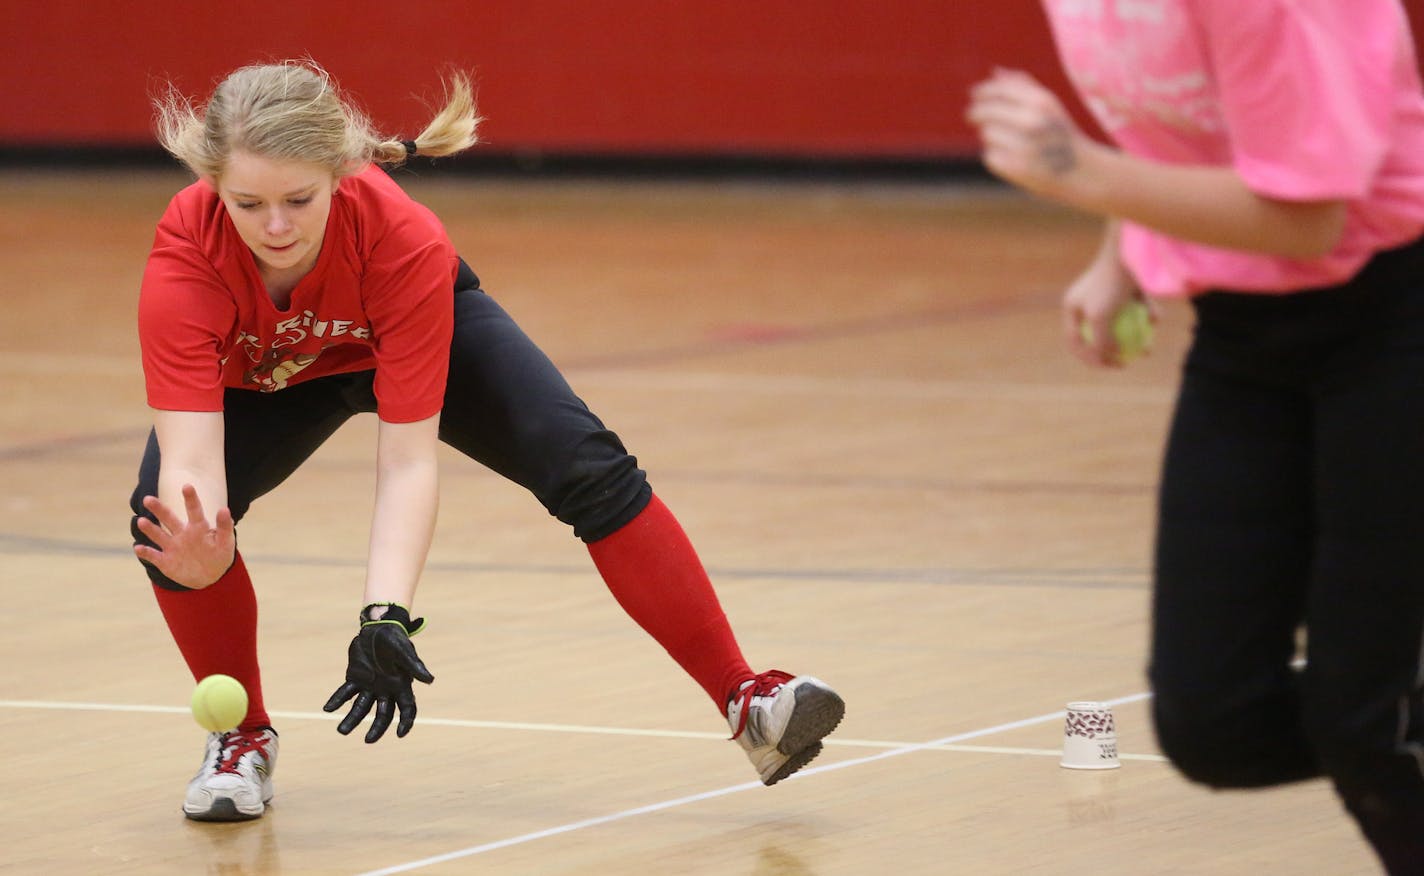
left=0, top=168, right=1380, bottom=874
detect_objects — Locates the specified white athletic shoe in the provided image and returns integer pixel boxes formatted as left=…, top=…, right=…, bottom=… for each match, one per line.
left=183, top=727, right=279, bottom=821
left=728, top=671, right=845, bottom=785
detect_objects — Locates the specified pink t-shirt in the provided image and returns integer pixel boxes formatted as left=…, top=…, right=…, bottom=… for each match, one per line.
left=1041, top=0, right=1424, bottom=296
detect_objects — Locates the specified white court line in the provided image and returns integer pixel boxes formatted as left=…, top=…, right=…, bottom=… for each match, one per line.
left=2, top=696, right=1163, bottom=762
left=5, top=693, right=1161, bottom=875
left=4, top=697, right=1165, bottom=764
left=350, top=691, right=1156, bottom=876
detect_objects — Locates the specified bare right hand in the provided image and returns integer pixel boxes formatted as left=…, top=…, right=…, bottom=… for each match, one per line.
left=133, top=484, right=236, bottom=588
left=1061, top=247, right=1152, bottom=369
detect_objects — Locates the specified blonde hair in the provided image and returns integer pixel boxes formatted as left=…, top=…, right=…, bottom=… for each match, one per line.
left=154, top=60, right=480, bottom=179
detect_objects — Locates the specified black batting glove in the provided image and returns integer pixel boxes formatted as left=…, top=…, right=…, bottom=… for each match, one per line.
left=322, top=603, right=435, bottom=743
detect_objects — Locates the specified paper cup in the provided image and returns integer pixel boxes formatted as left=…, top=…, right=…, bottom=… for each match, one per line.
left=1060, top=701, right=1120, bottom=770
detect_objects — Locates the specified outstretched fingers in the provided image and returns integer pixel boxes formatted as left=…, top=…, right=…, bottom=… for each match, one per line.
left=180, top=483, right=211, bottom=526
left=395, top=690, right=418, bottom=738
left=366, top=697, right=395, bottom=743
left=140, top=494, right=183, bottom=539
left=132, top=486, right=237, bottom=587
left=373, top=631, right=436, bottom=684
left=134, top=512, right=172, bottom=551
left=323, top=681, right=361, bottom=713
left=215, top=504, right=234, bottom=534
left=336, top=690, right=376, bottom=736
left=138, top=485, right=232, bottom=539
left=399, top=650, right=435, bottom=685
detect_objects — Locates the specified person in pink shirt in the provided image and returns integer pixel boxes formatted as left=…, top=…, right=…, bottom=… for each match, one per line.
left=129, top=60, right=844, bottom=823
left=968, top=1, right=1424, bottom=871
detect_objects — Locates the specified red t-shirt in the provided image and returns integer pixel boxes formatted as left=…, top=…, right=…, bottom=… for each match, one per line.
left=138, top=165, right=458, bottom=423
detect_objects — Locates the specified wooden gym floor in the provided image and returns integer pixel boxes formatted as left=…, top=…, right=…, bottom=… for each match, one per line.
left=0, top=167, right=1380, bottom=874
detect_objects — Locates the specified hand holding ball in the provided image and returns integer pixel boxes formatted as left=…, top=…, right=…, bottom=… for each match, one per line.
left=1081, top=299, right=1154, bottom=363
left=191, top=674, right=249, bottom=732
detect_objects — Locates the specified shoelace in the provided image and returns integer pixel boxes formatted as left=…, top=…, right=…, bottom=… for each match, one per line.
left=214, top=730, right=272, bottom=775
left=729, top=669, right=795, bottom=740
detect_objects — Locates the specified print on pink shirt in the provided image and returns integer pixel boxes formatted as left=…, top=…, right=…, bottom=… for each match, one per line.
left=1047, top=0, right=1223, bottom=144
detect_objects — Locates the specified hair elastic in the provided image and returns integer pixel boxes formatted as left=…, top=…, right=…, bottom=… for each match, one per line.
left=401, top=140, right=418, bottom=157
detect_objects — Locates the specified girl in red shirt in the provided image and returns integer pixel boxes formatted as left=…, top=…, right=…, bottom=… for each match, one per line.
left=130, top=60, right=843, bottom=822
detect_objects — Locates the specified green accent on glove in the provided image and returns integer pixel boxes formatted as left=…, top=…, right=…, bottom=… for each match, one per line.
left=360, top=602, right=427, bottom=636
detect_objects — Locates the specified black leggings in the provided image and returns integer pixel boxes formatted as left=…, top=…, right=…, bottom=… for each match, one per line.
left=1151, top=238, right=1424, bottom=844
left=129, top=262, right=651, bottom=590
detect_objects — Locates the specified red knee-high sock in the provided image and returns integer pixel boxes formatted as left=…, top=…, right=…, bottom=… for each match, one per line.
left=587, top=493, right=754, bottom=709
left=151, top=550, right=270, bottom=730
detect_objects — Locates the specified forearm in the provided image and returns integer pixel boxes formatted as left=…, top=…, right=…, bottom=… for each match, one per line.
left=1066, top=142, right=1346, bottom=260
left=968, top=71, right=1348, bottom=260
left=364, top=459, right=438, bottom=607
left=1088, top=219, right=1125, bottom=273
left=153, top=409, right=229, bottom=512
left=364, top=418, right=440, bottom=609
left=1070, top=218, right=1140, bottom=309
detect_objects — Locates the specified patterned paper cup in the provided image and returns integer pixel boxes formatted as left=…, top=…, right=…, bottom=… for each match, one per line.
left=1060, top=701, right=1121, bottom=770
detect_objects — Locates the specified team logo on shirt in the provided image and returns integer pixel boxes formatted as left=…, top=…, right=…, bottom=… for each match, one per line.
left=243, top=349, right=321, bottom=392
left=235, top=309, right=372, bottom=392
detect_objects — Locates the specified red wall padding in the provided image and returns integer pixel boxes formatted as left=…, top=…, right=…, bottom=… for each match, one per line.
left=3, top=1, right=1422, bottom=159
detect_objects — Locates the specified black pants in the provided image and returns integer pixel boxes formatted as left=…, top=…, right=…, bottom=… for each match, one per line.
left=1151, top=238, right=1424, bottom=867
left=130, top=262, right=651, bottom=590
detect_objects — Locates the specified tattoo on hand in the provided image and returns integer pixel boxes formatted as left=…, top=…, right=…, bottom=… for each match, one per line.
left=1039, top=120, right=1076, bottom=174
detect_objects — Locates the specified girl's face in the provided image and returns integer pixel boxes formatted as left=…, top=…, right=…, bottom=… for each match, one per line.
left=215, top=150, right=337, bottom=281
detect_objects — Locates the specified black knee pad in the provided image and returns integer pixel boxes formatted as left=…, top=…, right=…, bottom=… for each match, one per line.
left=1153, top=693, right=1249, bottom=787
left=1153, top=689, right=1318, bottom=788
left=546, top=447, right=651, bottom=542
